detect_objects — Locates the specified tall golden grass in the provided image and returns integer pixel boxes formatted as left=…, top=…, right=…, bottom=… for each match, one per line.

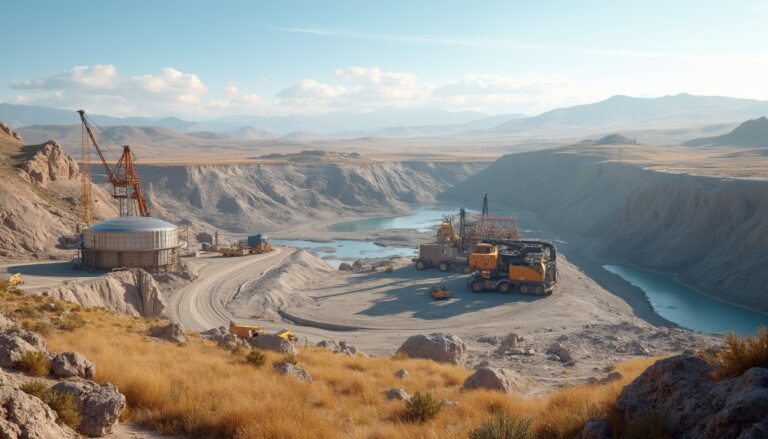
left=0, top=286, right=660, bottom=439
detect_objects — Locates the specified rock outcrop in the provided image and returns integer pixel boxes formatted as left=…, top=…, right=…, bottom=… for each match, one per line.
left=385, top=388, right=410, bottom=400
left=0, top=385, right=78, bottom=438
left=51, top=352, right=96, bottom=379
left=149, top=322, right=186, bottom=344
left=249, top=334, right=297, bottom=355
left=16, top=140, right=78, bottom=187
left=395, top=333, right=466, bottom=365
left=462, top=367, right=523, bottom=393
left=0, top=122, right=22, bottom=142
left=41, top=269, right=166, bottom=317
left=273, top=363, right=312, bottom=383
left=52, top=380, right=127, bottom=437
left=0, top=328, right=48, bottom=368
left=612, top=355, right=768, bottom=438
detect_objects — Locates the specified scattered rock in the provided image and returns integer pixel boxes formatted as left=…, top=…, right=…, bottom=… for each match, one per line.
left=394, top=369, right=410, bottom=379
left=475, top=360, right=491, bottom=369
left=149, top=322, right=186, bottom=344
left=42, top=302, right=56, bottom=312
left=462, top=367, right=523, bottom=393
left=547, top=342, right=575, bottom=365
left=581, top=419, right=611, bottom=439
left=52, top=352, right=96, bottom=379
left=338, top=341, right=359, bottom=356
left=478, top=335, right=500, bottom=345
left=385, top=388, right=410, bottom=400
left=602, top=371, right=622, bottom=383
left=273, top=363, right=312, bottom=383
left=0, top=385, right=78, bottom=438
left=440, top=399, right=460, bottom=407
left=615, top=355, right=768, bottom=438
left=249, top=334, right=297, bottom=355
left=499, top=333, right=521, bottom=351
left=0, top=313, right=17, bottom=330
left=0, top=328, right=48, bottom=368
left=395, top=333, right=466, bottom=365
left=316, top=340, right=340, bottom=351
left=352, top=260, right=364, bottom=269
left=338, top=263, right=353, bottom=271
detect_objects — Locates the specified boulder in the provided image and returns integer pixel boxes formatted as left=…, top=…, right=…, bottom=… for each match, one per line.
left=149, top=322, right=186, bottom=344
left=273, top=363, right=312, bottom=383
left=52, top=381, right=126, bottom=437
left=52, top=352, right=96, bottom=379
left=352, top=260, right=364, bottom=269
left=499, top=333, right=521, bottom=351
left=395, top=333, right=466, bottom=365
left=250, top=334, right=297, bottom=355
left=581, top=419, right=611, bottom=439
left=316, top=340, right=340, bottom=352
left=42, top=303, right=56, bottom=312
left=440, top=399, right=460, bottom=407
left=219, top=334, right=247, bottom=351
left=547, top=342, right=575, bottom=365
left=0, top=312, right=17, bottom=330
left=0, top=385, right=78, bottom=438
left=201, top=326, right=229, bottom=341
left=0, top=328, right=48, bottom=368
left=338, top=263, right=353, bottom=271
left=385, top=388, right=410, bottom=400
left=462, top=367, right=523, bottom=393
left=394, top=369, right=410, bottom=378
left=16, top=140, right=79, bottom=187
left=338, top=341, right=359, bottom=356
left=615, top=355, right=768, bottom=438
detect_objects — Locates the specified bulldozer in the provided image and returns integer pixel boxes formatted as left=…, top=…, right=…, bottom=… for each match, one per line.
left=5, top=273, right=23, bottom=288
left=467, top=240, right=557, bottom=295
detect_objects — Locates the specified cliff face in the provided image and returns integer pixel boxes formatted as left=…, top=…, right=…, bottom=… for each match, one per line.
left=138, top=161, right=485, bottom=233
left=16, top=140, right=79, bottom=186
left=443, top=150, right=768, bottom=312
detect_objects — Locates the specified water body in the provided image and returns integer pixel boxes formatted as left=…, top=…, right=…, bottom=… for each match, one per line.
left=329, top=205, right=463, bottom=233
left=272, top=239, right=417, bottom=268
left=604, top=265, right=768, bottom=335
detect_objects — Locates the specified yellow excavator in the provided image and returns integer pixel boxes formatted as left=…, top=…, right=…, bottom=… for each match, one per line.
left=5, top=273, right=23, bottom=288
left=467, top=240, right=557, bottom=295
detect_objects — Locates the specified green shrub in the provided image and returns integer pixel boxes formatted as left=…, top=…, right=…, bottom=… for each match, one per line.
left=404, top=391, right=442, bottom=423
left=709, top=327, right=768, bottom=380
left=19, top=380, right=82, bottom=429
left=470, top=413, right=534, bottom=439
left=44, top=391, right=82, bottom=429
left=19, top=351, right=51, bottom=376
left=31, top=321, right=54, bottom=336
left=56, top=312, right=86, bottom=331
left=20, top=379, right=48, bottom=398
left=281, top=354, right=298, bottom=365
left=14, top=305, right=40, bottom=319
left=246, top=350, right=267, bottom=367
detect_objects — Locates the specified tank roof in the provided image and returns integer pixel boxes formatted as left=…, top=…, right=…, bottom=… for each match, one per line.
left=88, top=216, right=177, bottom=233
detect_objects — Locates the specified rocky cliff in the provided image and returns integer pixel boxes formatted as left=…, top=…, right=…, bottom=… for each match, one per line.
left=138, top=160, right=485, bottom=233
left=443, top=149, right=768, bottom=313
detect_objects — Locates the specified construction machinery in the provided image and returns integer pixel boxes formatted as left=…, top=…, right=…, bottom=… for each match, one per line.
left=276, top=329, right=298, bottom=342
left=247, top=234, right=273, bottom=254
left=5, top=273, right=23, bottom=288
left=414, top=194, right=520, bottom=272
left=229, top=322, right=267, bottom=338
left=467, top=240, right=558, bottom=295
left=78, top=110, right=150, bottom=222
left=431, top=285, right=452, bottom=300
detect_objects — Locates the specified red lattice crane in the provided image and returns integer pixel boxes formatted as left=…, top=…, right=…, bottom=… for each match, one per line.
left=78, top=110, right=150, bottom=219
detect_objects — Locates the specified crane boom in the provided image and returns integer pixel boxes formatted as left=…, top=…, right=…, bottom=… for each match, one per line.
left=78, top=109, right=150, bottom=218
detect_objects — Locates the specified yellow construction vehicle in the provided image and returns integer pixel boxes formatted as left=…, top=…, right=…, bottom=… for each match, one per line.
left=276, top=329, right=298, bottom=342
left=431, top=285, right=452, bottom=300
left=6, top=273, right=23, bottom=287
left=467, top=240, right=557, bottom=295
left=229, top=322, right=267, bottom=338
left=247, top=234, right=273, bottom=254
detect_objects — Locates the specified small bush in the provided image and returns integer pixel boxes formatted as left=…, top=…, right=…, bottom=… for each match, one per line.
left=56, top=312, right=86, bottom=331
left=709, top=327, right=768, bottom=380
left=469, top=412, right=534, bottom=439
left=20, top=379, right=49, bottom=398
left=280, top=354, right=299, bottom=365
left=404, top=391, right=442, bottom=423
left=45, top=391, right=82, bottom=429
left=14, top=305, right=40, bottom=319
left=32, top=321, right=54, bottom=336
left=19, top=350, right=51, bottom=376
left=246, top=350, right=266, bottom=367
left=19, top=380, right=82, bottom=429
left=384, top=265, right=394, bottom=272
left=392, top=352, right=409, bottom=361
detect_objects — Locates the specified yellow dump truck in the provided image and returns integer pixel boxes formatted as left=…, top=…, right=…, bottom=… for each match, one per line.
left=467, top=240, right=557, bottom=295
left=229, top=322, right=267, bottom=338
left=6, top=273, right=23, bottom=287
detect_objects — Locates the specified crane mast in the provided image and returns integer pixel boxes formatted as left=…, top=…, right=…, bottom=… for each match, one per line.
left=78, top=110, right=150, bottom=218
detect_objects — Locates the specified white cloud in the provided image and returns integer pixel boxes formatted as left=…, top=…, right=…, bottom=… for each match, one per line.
left=11, top=65, right=117, bottom=90
left=278, top=79, right=345, bottom=99
left=128, top=67, right=207, bottom=103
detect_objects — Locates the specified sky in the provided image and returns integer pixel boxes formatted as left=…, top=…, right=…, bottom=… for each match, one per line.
left=2, top=0, right=768, bottom=119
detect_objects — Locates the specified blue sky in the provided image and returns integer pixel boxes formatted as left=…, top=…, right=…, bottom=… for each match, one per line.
left=2, top=0, right=767, bottom=118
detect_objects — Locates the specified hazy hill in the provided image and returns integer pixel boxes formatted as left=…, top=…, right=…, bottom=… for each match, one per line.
left=491, top=94, right=768, bottom=132
left=683, top=116, right=768, bottom=147
left=228, top=126, right=277, bottom=140
left=594, top=134, right=637, bottom=145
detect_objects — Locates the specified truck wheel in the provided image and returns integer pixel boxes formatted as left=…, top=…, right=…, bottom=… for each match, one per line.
left=415, top=260, right=427, bottom=270
left=519, top=284, right=531, bottom=294
left=438, top=261, right=449, bottom=272
left=471, top=279, right=484, bottom=293
left=497, top=281, right=511, bottom=293
left=534, top=285, right=545, bottom=295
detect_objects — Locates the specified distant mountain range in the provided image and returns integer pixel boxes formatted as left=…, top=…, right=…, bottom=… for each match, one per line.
left=683, top=116, right=768, bottom=147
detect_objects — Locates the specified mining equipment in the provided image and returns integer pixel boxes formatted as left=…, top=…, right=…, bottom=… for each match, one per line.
left=414, top=194, right=520, bottom=272
left=431, top=285, right=452, bottom=300
left=229, top=322, right=267, bottom=338
left=467, top=240, right=557, bottom=295
left=247, top=234, right=273, bottom=254
left=5, top=273, right=23, bottom=287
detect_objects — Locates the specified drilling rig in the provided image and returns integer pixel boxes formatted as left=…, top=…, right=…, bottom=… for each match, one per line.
left=78, top=109, right=150, bottom=224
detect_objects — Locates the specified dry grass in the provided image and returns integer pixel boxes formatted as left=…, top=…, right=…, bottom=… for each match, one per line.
left=0, top=286, right=661, bottom=439
left=708, top=327, right=768, bottom=380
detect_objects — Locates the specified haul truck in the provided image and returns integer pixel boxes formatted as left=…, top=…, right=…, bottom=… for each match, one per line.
left=467, top=240, right=557, bottom=295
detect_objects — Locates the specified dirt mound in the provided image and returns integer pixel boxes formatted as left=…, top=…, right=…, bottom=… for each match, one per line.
left=225, top=249, right=335, bottom=320
left=594, top=133, right=637, bottom=145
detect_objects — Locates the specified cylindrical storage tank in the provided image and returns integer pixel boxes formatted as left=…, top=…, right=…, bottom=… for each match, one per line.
left=82, top=217, right=180, bottom=272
